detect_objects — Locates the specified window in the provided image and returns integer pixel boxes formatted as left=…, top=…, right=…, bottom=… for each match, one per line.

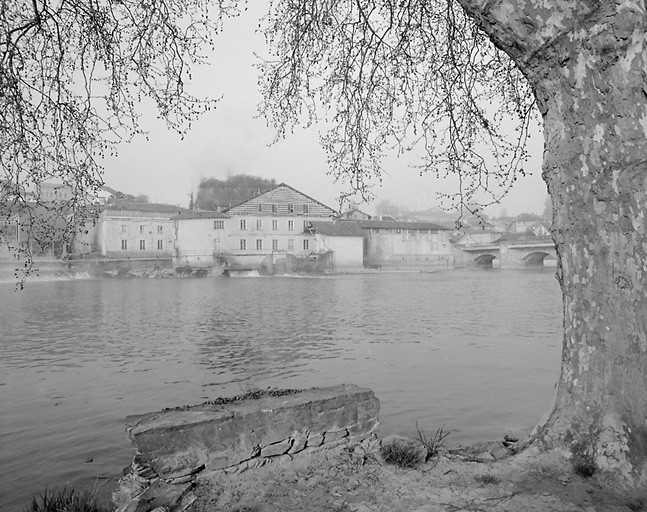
left=139, top=225, right=144, bottom=234
left=303, top=239, right=309, bottom=251
left=258, top=203, right=263, bottom=212
left=303, top=220, right=309, bottom=230
left=272, top=219, right=278, bottom=231
left=121, top=224, right=127, bottom=233
left=288, top=239, right=294, bottom=251
left=157, top=225, right=163, bottom=234
left=256, top=239, right=263, bottom=250
left=271, top=204, right=277, bottom=213
left=139, top=240, right=146, bottom=250
left=121, top=240, right=128, bottom=250
left=240, top=219, right=247, bottom=230
left=303, top=204, right=309, bottom=214
left=288, top=203, right=294, bottom=213
left=256, top=219, right=263, bottom=230
left=272, top=239, right=278, bottom=251
left=288, top=220, right=294, bottom=231
left=157, top=240, right=163, bottom=250
left=240, top=239, right=247, bottom=250
left=214, top=220, right=224, bottom=230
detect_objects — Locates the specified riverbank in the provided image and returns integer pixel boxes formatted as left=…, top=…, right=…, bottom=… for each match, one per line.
left=112, top=385, right=641, bottom=512
left=188, top=441, right=640, bottom=512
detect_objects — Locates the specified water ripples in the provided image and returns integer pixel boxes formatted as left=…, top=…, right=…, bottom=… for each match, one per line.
left=0, top=270, right=562, bottom=511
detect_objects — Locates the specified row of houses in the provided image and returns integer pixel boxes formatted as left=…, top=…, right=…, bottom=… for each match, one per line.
left=3, top=181, right=553, bottom=275
left=66, top=183, right=454, bottom=274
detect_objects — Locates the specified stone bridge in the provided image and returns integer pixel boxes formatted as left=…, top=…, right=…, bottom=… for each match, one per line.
left=456, top=237, right=557, bottom=269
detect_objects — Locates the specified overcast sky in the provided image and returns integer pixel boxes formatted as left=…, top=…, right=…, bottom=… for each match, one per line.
left=101, top=3, right=548, bottom=217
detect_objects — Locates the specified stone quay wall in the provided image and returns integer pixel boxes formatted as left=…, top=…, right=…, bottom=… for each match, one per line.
left=114, top=385, right=380, bottom=512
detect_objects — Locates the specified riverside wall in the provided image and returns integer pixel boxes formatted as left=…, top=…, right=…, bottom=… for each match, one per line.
left=114, top=384, right=380, bottom=512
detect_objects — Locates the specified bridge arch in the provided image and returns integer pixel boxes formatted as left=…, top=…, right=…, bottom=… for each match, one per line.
left=474, top=253, right=497, bottom=268
left=522, top=251, right=553, bottom=267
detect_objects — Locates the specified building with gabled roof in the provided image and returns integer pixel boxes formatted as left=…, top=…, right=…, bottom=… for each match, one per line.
left=215, top=183, right=338, bottom=272
left=225, top=182, right=337, bottom=217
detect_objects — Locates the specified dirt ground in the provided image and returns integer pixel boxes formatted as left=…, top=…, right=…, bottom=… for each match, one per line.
left=190, top=438, right=645, bottom=512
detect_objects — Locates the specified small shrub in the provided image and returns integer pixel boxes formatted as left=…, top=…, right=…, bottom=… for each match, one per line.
left=475, top=473, right=500, bottom=485
left=28, top=487, right=111, bottom=512
left=416, top=423, right=454, bottom=462
left=573, top=459, right=597, bottom=478
left=380, top=439, right=421, bottom=468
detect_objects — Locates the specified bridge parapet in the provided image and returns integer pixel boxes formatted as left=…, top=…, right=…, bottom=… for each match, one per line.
left=454, top=237, right=557, bottom=269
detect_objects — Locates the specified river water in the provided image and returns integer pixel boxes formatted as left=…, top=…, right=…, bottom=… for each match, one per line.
left=0, top=269, right=562, bottom=511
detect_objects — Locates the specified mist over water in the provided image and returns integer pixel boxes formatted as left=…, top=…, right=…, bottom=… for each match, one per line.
left=0, top=270, right=562, bottom=511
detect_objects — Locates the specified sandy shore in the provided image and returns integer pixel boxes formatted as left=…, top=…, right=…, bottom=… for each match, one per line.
left=187, top=438, right=642, bottom=512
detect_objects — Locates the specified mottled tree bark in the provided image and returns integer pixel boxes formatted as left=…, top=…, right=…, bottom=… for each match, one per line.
left=459, top=0, right=647, bottom=488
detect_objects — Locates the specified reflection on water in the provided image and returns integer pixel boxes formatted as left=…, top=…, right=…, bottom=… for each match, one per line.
left=0, top=270, right=562, bottom=511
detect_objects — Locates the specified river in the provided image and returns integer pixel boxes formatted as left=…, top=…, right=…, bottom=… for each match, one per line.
left=0, top=269, right=562, bottom=511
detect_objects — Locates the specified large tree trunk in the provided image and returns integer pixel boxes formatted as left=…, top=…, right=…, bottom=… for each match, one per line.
left=458, top=0, right=647, bottom=489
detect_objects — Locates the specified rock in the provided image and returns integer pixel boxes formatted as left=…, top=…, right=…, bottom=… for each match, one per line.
left=288, top=431, right=308, bottom=454
left=133, top=480, right=192, bottom=512
left=177, top=491, right=197, bottom=512
left=137, top=466, right=157, bottom=480
left=161, top=464, right=205, bottom=482
left=489, top=444, right=511, bottom=459
left=307, top=433, right=324, bottom=448
left=324, top=428, right=348, bottom=444
left=260, top=438, right=293, bottom=458
left=112, top=473, right=147, bottom=510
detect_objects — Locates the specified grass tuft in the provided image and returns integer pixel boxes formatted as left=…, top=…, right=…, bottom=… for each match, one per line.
left=573, top=459, right=597, bottom=478
left=475, top=473, right=500, bottom=485
left=380, top=439, right=421, bottom=468
left=416, top=423, right=454, bottom=462
left=28, top=487, right=111, bottom=512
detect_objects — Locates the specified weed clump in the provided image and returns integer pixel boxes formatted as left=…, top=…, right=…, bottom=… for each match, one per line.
left=28, top=487, right=110, bottom=512
left=416, top=423, right=454, bottom=462
left=380, top=438, right=421, bottom=468
left=475, top=473, right=501, bottom=485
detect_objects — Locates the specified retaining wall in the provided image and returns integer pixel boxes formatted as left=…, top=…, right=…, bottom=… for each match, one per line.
left=127, top=384, right=379, bottom=476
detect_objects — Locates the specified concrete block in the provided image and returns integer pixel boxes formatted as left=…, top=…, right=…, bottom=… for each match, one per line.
left=307, top=433, right=324, bottom=447
left=288, top=431, right=308, bottom=454
left=125, top=384, right=379, bottom=475
left=260, top=438, right=293, bottom=458
left=323, top=429, right=348, bottom=444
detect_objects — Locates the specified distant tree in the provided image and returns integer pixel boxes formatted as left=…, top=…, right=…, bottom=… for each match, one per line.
left=195, top=174, right=277, bottom=210
left=132, top=194, right=150, bottom=204
left=1, top=0, right=239, bottom=277
left=374, top=199, right=398, bottom=217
